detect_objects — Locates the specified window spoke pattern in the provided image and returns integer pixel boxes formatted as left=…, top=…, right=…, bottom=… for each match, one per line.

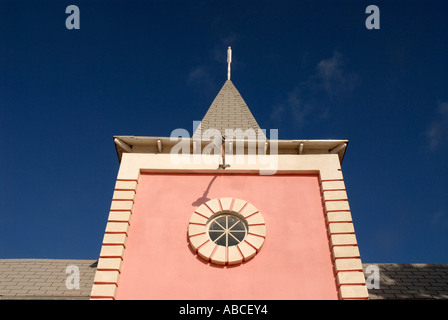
left=188, top=198, right=266, bottom=266
left=208, top=215, right=247, bottom=247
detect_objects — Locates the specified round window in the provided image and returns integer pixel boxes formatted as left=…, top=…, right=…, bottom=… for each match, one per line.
left=207, top=213, right=248, bottom=247
left=188, top=198, right=266, bottom=266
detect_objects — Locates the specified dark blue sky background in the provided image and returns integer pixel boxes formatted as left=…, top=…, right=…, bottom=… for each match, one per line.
left=1, top=1, right=447, bottom=263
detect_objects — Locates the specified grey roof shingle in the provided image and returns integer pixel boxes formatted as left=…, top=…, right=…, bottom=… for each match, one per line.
left=363, top=263, right=448, bottom=300
left=193, top=80, right=266, bottom=140
left=0, top=259, right=96, bottom=300
left=1, top=259, right=447, bottom=299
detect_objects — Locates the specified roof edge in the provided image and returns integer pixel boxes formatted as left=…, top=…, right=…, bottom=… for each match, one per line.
left=113, top=135, right=349, bottom=164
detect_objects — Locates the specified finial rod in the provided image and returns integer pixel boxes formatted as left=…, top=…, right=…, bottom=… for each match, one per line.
left=227, top=46, right=232, bottom=81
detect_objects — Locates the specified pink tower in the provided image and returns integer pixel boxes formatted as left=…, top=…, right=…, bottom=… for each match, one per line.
left=90, top=48, right=369, bottom=300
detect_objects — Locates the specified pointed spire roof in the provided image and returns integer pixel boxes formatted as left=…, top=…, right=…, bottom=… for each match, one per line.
left=193, top=80, right=265, bottom=140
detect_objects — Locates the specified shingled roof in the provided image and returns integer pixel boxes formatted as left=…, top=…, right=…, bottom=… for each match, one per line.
left=363, top=263, right=448, bottom=300
left=0, top=259, right=96, bottom=300
left=193, top=80, right=266, bottom=140
left=1, top=259, right=447, bottom=299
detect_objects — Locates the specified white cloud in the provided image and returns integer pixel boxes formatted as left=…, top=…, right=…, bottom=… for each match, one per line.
left=187, top=65, right=217, bottom=95
left=269, top=104, right=285, bottom=123
left=187, top=34, right=241, bottom=94
left=286, top=87, right=313, bottom=124
left=270, top=51, right=358, bottom=124
left=188, top=65, right=211, bottom=84
left=429, top=211, right=448, bottom=230
left=426, top=101, right=448, bottom=150
left=270, top=87, right=312, bottom=125
left=314, top=51, right=359, bottom=96
left=212, top=34, right=240, bottom=63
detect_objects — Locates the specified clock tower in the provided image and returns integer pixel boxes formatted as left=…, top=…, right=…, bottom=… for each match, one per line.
left=90, top=48, right=369, bottom=300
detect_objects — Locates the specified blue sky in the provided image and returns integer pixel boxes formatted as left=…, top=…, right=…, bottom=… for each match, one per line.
left=0, top=0, right=447, bottom=264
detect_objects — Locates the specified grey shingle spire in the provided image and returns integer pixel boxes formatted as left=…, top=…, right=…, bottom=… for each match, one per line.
left=193, top=80, right=266, bottom=140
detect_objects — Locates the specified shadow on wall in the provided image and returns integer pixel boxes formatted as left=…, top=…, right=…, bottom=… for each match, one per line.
left=191, top=176, right=218, bottom=207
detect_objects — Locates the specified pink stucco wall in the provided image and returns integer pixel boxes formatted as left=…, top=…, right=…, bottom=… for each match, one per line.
left=115, top=173, right=338, bottom=300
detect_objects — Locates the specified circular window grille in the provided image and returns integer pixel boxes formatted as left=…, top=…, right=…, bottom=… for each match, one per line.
left=208, top=213, right=248, bottom=247
left=188, top=198, right=266, bottom=265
